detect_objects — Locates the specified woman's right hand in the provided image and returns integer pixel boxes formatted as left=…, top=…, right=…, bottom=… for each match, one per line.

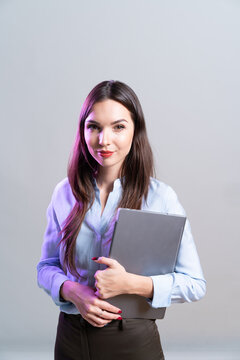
left=60, top=280, right=122, bottom=327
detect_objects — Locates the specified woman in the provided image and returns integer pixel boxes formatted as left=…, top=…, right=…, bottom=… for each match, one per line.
left=37, top=80, right=206, bottom=360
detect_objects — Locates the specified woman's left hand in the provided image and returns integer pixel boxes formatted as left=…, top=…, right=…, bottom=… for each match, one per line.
left=93, top=257, right=128, bottom=299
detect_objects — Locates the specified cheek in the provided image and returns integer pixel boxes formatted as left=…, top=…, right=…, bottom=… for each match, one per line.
left=84, top=132, right=95, bottom=148
left=117, top=132, right=134, bottom=150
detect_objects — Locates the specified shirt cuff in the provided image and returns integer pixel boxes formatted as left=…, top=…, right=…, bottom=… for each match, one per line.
left=147, top=273, right=174, bottom=308
left=51, top=274, right=71, bottom=306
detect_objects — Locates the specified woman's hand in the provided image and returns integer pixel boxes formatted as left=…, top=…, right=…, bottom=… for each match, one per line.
left=93, top=256, right=154, bottom=300
left=60, top=281, right=122, bottom=327
left=93, top=257, right=129, bottom=299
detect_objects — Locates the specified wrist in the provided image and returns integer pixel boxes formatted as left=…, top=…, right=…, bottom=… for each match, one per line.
left=61, top=281, right=90, bottom=305
left=126, top=273, right=153, bottom=298
left=60, top=280, right=76, bottom=302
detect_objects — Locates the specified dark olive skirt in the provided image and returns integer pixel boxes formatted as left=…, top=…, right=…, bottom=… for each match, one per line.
left=54, top=312, right=165, bottom=360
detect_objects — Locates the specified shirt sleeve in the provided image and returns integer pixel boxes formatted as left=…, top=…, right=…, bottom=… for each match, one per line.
left=148, top=186, right=206, bottom=308
left=37, top=192, right=71, bottom=307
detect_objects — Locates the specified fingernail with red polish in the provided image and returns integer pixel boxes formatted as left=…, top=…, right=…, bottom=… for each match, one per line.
left=117, top=316, right=122, bottom=320
left=91, top=257, right=98, bottom=260
left=118, top=310, right=122, bottom=314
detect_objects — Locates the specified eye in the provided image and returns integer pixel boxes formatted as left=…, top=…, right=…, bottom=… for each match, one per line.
left=87, top=124, right=100, bottom=131
left=114, top=124, right=125, bottom=131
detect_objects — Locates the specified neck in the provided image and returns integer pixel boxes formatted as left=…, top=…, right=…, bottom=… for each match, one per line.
left=97, top=166, right=121, bottom=193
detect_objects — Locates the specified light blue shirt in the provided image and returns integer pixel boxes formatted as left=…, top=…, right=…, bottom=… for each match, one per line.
left=37, top=177, right=206, bottom=314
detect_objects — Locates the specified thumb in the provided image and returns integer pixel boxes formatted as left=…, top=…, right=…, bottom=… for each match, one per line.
left=92, top=256, right=117, bottom=268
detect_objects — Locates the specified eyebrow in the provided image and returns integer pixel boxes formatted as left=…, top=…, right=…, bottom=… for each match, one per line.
left=86, top=119, right=128, bottom=125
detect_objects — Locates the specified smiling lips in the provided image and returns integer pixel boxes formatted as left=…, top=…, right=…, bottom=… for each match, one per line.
left=98, top=150, right=114, bottom=158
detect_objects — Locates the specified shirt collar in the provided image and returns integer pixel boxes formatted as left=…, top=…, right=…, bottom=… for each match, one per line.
left=93, top=177, right=122, bottom=193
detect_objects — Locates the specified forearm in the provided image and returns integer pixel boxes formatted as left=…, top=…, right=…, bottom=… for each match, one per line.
left=125, top=273, right=153, bottom=298
left=170, top=273, right=206, bottom=303
left=149, top=273, right=206, bottom=308
left=60, top=280, right=86, bottom=303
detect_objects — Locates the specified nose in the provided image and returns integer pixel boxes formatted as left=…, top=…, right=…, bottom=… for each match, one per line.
left=98, top=128, right=111, bottom=146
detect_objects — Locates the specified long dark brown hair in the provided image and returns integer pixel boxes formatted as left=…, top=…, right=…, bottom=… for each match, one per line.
left=59, top=80, right=154, bottom=277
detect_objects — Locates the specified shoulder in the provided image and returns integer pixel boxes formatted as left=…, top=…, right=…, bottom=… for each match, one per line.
left=149, top=177, right=170, bottom=194
left=149, top=177, right=176, bottom=200
left=52, top=177, right=71, bottom=195
left=50, top=178, right=76, bottom=219
left=148, top=177, right=186, bottom=216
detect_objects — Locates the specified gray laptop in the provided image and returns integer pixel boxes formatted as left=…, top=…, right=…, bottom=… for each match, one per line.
left=108, top=208, right=186, bottom=319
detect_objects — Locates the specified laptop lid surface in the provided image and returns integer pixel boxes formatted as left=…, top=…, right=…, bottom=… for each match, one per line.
left=108, top=208, right=186, bottom=319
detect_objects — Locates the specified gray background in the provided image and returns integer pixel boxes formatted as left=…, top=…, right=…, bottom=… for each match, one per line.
left=1, top=0, right=239, bottom=357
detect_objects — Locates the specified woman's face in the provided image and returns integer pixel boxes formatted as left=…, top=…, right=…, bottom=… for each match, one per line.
left=84, top=99, right=134, bottom=173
